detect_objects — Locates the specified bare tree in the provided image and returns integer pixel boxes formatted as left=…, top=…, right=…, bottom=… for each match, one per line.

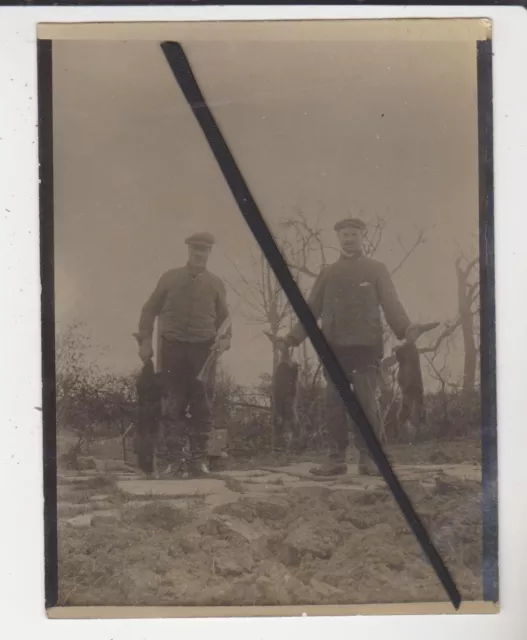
left=226, top=249, right=291, bottom=374
left=281, top=206, right=329, bottom=279
left=424, top=349, right=453, bottom=433
left=413, top=254, right=480, bottom=394
left=455, top=256, right=480, bottom=393
left=226, top=209, right=432, bottom=446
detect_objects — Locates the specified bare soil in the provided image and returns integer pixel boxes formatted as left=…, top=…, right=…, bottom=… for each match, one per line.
left=56, top=438, right=483, bottom=607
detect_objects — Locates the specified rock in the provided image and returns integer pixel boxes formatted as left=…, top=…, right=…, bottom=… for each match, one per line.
left=254, top=576, right=292, bottom=605
left=124, top=502, right=190, bottom=531
left=117, top=478, right=226, bottom=498
left=195, top=580, right=258, bottom=606
left=90, top=494, right=112, bottom=502
left=65, top=513, right=93, bottom=528
left=57, top=485, right=79, bottom=501
left=91, top=509, right=122, bottom=526
left=256, top=559, right=291, bottom=581
left=213, top=500, right=257, bottom=521
left=194, top=561, right=316, bottom=606
left=221, top=477, right=246, bottom=493
left=220, top=470, right=269, bottom=479
left=309, top=578, right=345, bottom=600
left=179, top=532, right=203, bottom=554
left=278, top=523, right=338, bottom=566
left=58, top=503, right=86, bottom=518
left=289, top=485, right=332, bottom=500
left=206, top=539, right=230, bottom=552
left=369, top=523, right=395, bottom=537
left=243, top=473, right=298, bottom=485
left=203, top=490, right=240, bottom=509
left=214, top=548, right=255, bottom=577
left=125, top=568, right=161, bottom=594
left=203, top=515, right=268, bottom=544
left=213, top=555, right=244, bottom=577
left=233, top=496, right=291, bottom=522
left=256, top=560, right=316, bottom=604
left=353, top=488, right=391, bottom=505
left=90, top=501, right=115, bottom=511
left=59, top=473, right=99, bottom=484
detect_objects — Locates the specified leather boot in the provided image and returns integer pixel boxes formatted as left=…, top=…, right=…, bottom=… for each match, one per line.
left=188, top=457, right=210, bottom=477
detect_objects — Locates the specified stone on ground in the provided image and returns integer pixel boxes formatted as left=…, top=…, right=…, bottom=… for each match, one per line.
left=203, top=490, right=240, bottom=508
left=90, top=494, right=112, bottom=502
left=219, top=470, right=269, bottom=479
left=201, top=514, right=270, bottom=543
left=309, top=578, right=345, bottom=599
left=65, top=513, right=93, bottom=528
left=58, top=502, right=89, bottom=518
left=91, top=509, right=122, bottom=526
left=117, top=478, right=226, bottom=498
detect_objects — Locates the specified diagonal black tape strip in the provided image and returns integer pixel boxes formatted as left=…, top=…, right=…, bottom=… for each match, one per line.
left=160, top=40, right=461, bottom=609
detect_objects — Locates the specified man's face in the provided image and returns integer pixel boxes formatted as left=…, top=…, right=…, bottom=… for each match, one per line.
left=188, top=243, right=212, bottom=268
left=337, top=227, right=363, bottom=254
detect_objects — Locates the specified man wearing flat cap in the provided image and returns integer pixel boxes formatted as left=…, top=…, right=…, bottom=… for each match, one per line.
left=282, top=217, right=420, bottom=476
left=136, top=232, right=231, bottom=476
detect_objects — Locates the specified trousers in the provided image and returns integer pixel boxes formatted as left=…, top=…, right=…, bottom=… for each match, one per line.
left=324, top=345, right=386, bottom=456
left=158, top=338, right=213, bottom=461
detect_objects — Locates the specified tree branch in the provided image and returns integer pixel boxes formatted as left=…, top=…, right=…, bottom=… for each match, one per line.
left=390, top=228, right=426, bottom=277
left=418, top=319, right=462, bottom=355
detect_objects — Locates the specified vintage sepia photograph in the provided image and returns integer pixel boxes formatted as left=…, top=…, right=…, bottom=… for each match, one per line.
left=38, top=19, right=497, bottom=615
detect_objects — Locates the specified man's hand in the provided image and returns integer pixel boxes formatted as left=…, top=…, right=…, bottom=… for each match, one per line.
left=276, top=335, right=297, bottom=350
left=404, top=324, right=422, bottom=344
left=214, top=336, right=231, bottom=355
left=138, top=339, right=154, bottom=363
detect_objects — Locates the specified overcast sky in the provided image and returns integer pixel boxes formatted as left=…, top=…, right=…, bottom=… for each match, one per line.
left=52, top=30, right=481, bottom=386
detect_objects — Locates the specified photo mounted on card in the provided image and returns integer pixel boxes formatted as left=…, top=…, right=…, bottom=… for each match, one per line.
left=37, top=18, right=497, bottom=618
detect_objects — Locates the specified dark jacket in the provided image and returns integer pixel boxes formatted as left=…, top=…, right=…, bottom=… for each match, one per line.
left=137, top=264, right=231, bottom=345
left=287, top=253, right=410, bottom=358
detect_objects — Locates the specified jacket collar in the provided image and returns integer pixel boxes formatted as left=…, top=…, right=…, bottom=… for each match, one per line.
left=185, top=262, right=207, bottom=276
left=338, top=249, right=364, bottom=261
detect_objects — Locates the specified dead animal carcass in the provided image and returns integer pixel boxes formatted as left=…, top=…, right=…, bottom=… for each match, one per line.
left=394, top=342, right=426, bottom=439
left=271, top=349, right=301, bottom=451
left=382, top=321, right=440, bottom=442
left=135, top=359, right=162, bottom=474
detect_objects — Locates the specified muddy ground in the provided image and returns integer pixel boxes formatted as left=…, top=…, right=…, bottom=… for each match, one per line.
left=56, top=438, right=483, bottom=607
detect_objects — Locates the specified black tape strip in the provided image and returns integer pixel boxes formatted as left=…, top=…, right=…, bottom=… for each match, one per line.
left=38, top=38, right=59, bottom=609
left=476, top=38, right=498, bottom=604
left=160, top=40, right=461, bottom=609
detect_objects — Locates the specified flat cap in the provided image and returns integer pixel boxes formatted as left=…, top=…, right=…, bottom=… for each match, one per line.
left=185, top=232, right=215, bottom=247
left=334, top=218, right=367, bottom=232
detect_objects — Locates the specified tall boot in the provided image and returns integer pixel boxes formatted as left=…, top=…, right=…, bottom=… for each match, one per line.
left=188, top=457, right=210, bottom=477
left=188, top=431, right=211, bottom=477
